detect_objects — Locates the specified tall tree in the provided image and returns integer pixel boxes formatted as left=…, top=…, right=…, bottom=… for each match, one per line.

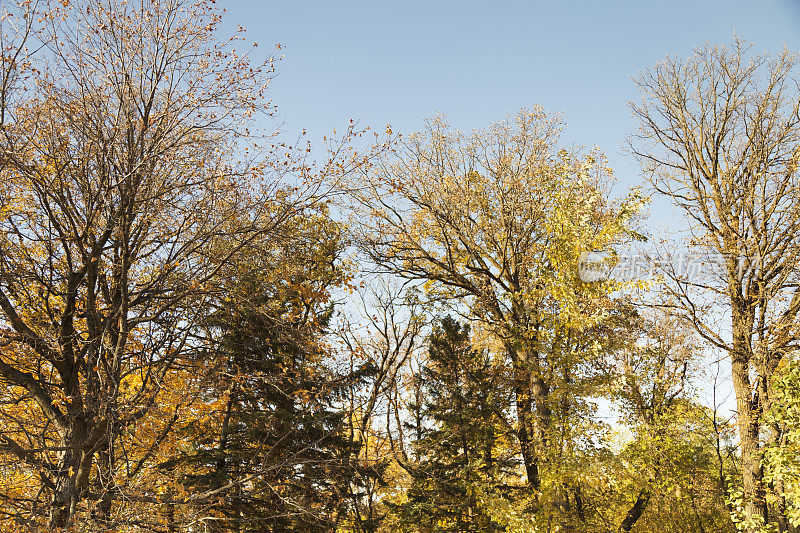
left=630, top=38, right=800, bottom=532
left=0, top=0, right=371, bottom=527
left=347, top=109, right=644, bottom=518
left=390, top=316, right=514, bottom=533
left=161, top=206, right=374, bottom=531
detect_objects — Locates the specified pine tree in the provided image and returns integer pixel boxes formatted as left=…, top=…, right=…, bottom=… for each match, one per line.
left=392, top=317, right=516, bottom=532
left=162, top=209, right=377, bottom=531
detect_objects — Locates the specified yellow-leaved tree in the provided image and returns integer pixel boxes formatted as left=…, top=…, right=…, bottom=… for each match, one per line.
left=347, top=109, right=647, bottom=528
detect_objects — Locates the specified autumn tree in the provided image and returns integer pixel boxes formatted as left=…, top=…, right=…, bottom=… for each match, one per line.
left=764, top=355, right=800, bottom=530
left=606, top=310, right=736, bottom=532
left=347, top=109, right=645, bottom=525
left=0, top=0, right=371, bottom=528
left=337, top=279, right=427, bottom=532
left=630, top=38, right=800, bottom=532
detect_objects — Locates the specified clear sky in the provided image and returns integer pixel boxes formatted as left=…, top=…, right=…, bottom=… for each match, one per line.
left=222, top=0, right=800, bottom=227
left=218, top=1, right=800, bottom=417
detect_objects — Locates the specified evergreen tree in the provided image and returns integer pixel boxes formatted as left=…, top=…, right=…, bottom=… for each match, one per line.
left=162, top=209, right=377, bottom=531
left=392, top=317, right=516, bottom=532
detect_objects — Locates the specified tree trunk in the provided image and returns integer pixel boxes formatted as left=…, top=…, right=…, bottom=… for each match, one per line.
left=619, top=489, right=650, bottom=532
left=50, top=415, right=93, bottom=528
left=731, top=320, right=767, bottom=531
left=732, top=358, right=767, bottom=529
left=513, top=358, right=540, bottom=489
left=93, top=446, right=116, bottom=523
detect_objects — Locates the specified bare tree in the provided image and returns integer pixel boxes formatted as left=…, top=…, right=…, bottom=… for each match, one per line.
left=631, top=38, right=800, bottom=531
left=338, top=279, right=426, bottom=531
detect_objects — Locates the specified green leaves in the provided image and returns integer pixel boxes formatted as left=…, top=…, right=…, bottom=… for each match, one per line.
left=764, top=357, right=800, bottom=529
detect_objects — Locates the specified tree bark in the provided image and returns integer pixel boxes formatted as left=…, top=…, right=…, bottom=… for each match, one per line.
left=50, top=415, right=93, bottom=528
left=619, top=489, right=650, bottom=532
left=513, top=358, right=540, bottom=490
left=731, top=326, right=767, bottom=530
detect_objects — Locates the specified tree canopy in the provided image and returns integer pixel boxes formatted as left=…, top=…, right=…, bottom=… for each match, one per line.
left=0, top=4, right=797, bottom=532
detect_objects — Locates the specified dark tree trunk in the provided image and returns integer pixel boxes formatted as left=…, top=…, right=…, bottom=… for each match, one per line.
left=731, top=318, right=768, bottom=531
left=619, top=489, right=650, bottom=532
left=513, top=358, right=540, bottom=490
left=50, top=415, right=93, bottom=528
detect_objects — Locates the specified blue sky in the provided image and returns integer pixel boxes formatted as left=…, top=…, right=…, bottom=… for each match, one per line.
left=223, top=0, right=800, bottom=227
left=217, top=1, right=800, bottom=415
